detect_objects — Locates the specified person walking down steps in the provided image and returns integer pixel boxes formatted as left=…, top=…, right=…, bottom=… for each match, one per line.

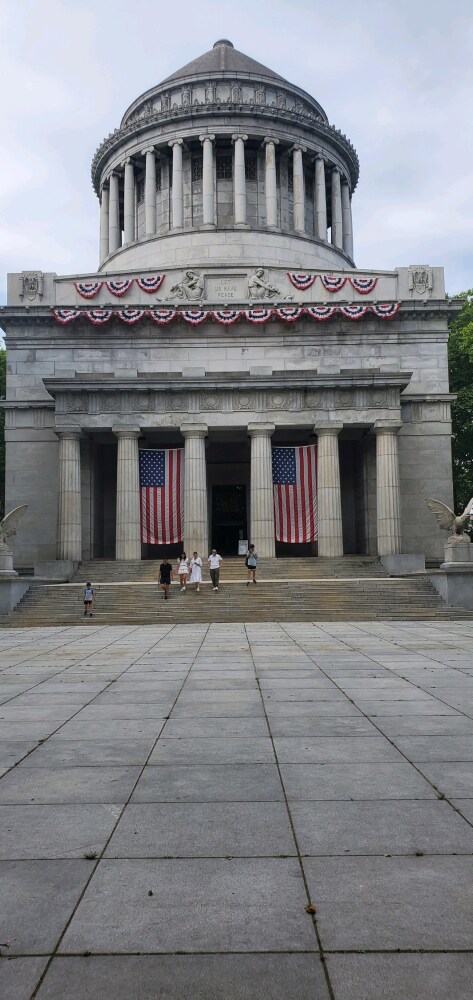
left=159, top=558, right=173, bottom=600
left=189, top=551, right=203, bottom=593
left=208, top=549, right=223, bottom=591
left=246, top=544, right=258, bottom=585
left=177, top=552, right=189, bottom=592
left=83, top=582, right=95, bottom=617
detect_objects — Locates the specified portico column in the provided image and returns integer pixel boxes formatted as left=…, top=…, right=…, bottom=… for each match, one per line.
left=264, top=138, right=278, bottom=230
left=200, top=134, right=216, bottom=228
left=232, top=134, right=248, bottom=227
left=99, top=184, right=109, bottom=263
left=331, top=167, right=343, bottom=249
left=123, top=158, right=135, bottom=245
left=248, top=422, right=276, bottom=557
left=374, top=421, right=402, bottom=556
left=292, top=145, right=306, bottom=234
left=108, top=172, right=121, bottom=253
left=315, top=155, right=327, bottom=241
left=341, top=179, right=353, bottom=258
left=314, top=423, right=344, bottom=557
left=169, top=139, right=184, bottom=230
left=181, top=423, right=209, bottom=557
left=56, top=427, right=82, bottom=562
left=144, top=148, right=157, bottom=236
left=113, top=426, right=141, bottom=560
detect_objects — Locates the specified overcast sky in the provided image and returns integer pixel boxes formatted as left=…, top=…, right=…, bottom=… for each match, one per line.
left=1, top=0, right=472, bottom=304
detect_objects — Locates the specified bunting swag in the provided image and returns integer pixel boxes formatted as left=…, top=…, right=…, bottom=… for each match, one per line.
left=74, top=281, right=103, bottom=299
left=139, top=448, right=183, bottom=545
left=348, top=276, right=378, bottom=294
left=135, top=275, right=165, bottom=293
left=287, top=273, right=317, bottom=291
left=117, top=308, right=147, bottom=325
left=272, top=445, right=317, bottom=544
left=105, top=279, right=133, bottom=297
left=320, top=275, right=347, bottom=292
left=52, top=302, right=401, bottom=327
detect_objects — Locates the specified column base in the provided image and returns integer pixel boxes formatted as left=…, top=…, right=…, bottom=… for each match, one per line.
left=200, top=223, right=217, bottom=231
left=234, top=222, right=250, bottom=229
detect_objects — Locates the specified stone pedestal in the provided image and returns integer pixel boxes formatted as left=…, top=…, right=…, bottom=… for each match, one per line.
left=181, top=423, right=208, bottom=557
left=114, top=426, right=141, bottom=560
left=56, top=427, right=82, bottom=563
left=0, top=548, right=17, bottom=577
left=315, top=423, right=344, bottom=557
left=248, top=422, right=276, bottom=558
left=375, top=421, right=402, bottom=556
left=443, top=540, right=473, bottom=563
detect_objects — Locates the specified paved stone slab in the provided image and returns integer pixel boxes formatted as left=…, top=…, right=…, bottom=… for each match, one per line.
left=60, top=858, right=315, bottom=953
left=266, top=700, right=363, bottom=717
left=0, top=957, right=48, bottom=999
left=326, top=953, right=473, bottom=1000
left=361, top=699, right=460, bottom=716
left=55, top=719, right=167, bottom=739
left=148, top=738, right=275, bottom=765
left=371, top=714, right=473, bottom=736
left=268, top=715, right=383, bottom=737
left=273, top=736, right=403, bottom=763
left=0, top=741, right=39, bottom=768
left=0, top=804, right=122, bottom=858
left=70, top=703, right=174, bottom=721
left=0, top=766, right=141, bottom=804
left=280, top=762, right=436, bottom=800
left=36, top=954, right=329, bottom=999
left=161, top=717, right=269, bottom=737
left=0, top=860, right=91, bottom=951
left=131, top=763, right=283, bottom=802
left=453, top=799, right=473, bottom=823
left=392, top=735, right=473, bottom=761
left=17, top=738, right=157, bottom=767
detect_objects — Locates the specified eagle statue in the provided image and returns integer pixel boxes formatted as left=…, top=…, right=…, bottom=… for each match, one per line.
left=0, top=505, right=29, bottom=548
left=425, top=496, right=473, bottom=541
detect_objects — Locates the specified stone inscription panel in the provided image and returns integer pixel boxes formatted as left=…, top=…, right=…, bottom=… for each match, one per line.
left=205, top=275, right=246, bottom=301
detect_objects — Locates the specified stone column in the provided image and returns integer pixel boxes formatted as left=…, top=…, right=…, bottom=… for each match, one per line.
left=331, top=167, right=343, bottom=249
left=144, top=148, right=156, bottom=236
left=232, top=134, right=248, bottom=227
left=374, top=421, right=402, bottom=556
left=181, top=424, right=208, bottom=557
left=341, top=179, right=353, bottom=258
left=114, top=426, right=141, bottom=561
left=99, top=183, right=109, bottom=263
left=56, top=427, right=82, bottom=562
left=264, top=138, right=279, bottom=230
left=314, top=423, right=344, bottom=557
left=248, top=422, right=276, bottom=557
left=292, top=145, right=306, bottom=234
left=200, top=134, right=216, bottom=228
left=314, top=155, right=327, bottom=241
left=123, top=158, right=135, bottom=245
left=169, top=139, right=184, bottom=230
left=108, top=172, right=121, bottom=253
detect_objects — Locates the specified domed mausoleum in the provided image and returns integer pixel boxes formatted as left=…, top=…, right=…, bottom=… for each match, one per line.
left=1, top=40, right=459, bottom=571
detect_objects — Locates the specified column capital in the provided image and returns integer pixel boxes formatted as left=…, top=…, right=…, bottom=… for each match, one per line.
left=247, top=422, right=276, bottom=437
left=313, top=422, right=343, bottom=436
left=315, top=153, right=326, bottom=163
left=232, top=133, right=248, bottom=143
left=113, top=425, right=141, bottom=439
left=54, top=425, right=82, bottom=440
left=141, top=146, right=155, bottom=156
left=180, top=422, right=208, bottom=439
left=263, top=136, right=279, bottom=146
left=290, top=144, right=307, bottom=154
left=123, top=156, right=133, bottom=166
left=168, top=138, right=184, bottom=149
left=373, top=420, right=402, bottom=434
left=331, top=165, right=341, bottom=175
left=199, top=133, right=215, bottom=143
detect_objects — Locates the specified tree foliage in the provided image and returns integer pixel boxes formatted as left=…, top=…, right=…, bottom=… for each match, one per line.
left=448, top=291, right=473, bottom=510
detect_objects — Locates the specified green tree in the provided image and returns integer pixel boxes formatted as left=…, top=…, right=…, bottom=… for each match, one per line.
left=448, top=291, right=473, bottom=510
left=0, top=349, right=5, bottom=519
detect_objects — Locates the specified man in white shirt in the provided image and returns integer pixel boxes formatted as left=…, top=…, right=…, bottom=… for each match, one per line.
left=208, top=549, right=223, bottom=591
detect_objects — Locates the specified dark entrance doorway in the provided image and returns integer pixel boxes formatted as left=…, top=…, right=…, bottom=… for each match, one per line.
left=211, top=485, right=247, bottom=555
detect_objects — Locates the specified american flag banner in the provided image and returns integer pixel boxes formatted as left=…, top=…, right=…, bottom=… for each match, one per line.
left=272, top=446, right=318, bottom=543
left=139, top=449, right=184, bottom=545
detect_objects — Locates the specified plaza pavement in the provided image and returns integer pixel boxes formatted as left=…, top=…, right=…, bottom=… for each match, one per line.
left=0, top=620, right=472, bottom=999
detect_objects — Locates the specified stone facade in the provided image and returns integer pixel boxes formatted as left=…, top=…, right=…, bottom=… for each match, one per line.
left=0, top=40, right=460, bottom=566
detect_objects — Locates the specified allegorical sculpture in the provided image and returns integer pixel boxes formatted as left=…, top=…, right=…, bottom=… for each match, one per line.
left=170, top=270, right=204, bottom=301
left=425, top=496, right=473, bottom=542
left=0, top=505, right=29, bottom=576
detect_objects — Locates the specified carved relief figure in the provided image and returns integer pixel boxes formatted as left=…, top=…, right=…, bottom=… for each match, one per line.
left=170, top=270, right=204, bottom=300
left=248, top=268, right=286, bottom=301
left=182, top=88, right=191, bottom=107
left=408, top=266, right=433, bottom=296
left=19, top=272, right=44, bottom=301
left=205, top=83, right=216, bottom=104
left=231, top=82, right=242, bottom=103
left=161, top=93, right=171, bottom=112
left=255, top=85, right=265, bottom=105
left=277, top=91, right=287, bottom=109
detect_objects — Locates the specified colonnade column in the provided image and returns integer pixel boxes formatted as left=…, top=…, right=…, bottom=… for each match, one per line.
left=263, top=137, right=278, bottom=230
left=181, top=423, right=209, bottom=557
left=99, top=184, right=109, bottom=263
left=314, top=423, right=344, bottom=557
left=56, top=427, right=82, bottom=562
left=292, top=145, right=306, bottom=234
left=200, top=134, right=216, bottom=229
left=341, top=179, right=353, bottom=258
left=113, top=426, right=142, bottom=561
left=232, top=134, right=248, bottom=227
left=374, top=421, right=402, bottom=556
left=108, top=172, right=121, bottom=253
left=123, top=158, right=135, bottom=245
left=144, top=148, right=157, bottom=236
left=248, top=422, right=276, bottom=558
left=169, top=139, right=184, bottom=230
left=314, top=155, right=327, bottom=241
left=331, top=167, right=343, bottom=249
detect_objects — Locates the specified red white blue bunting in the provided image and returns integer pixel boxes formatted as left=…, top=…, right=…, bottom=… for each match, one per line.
left=321, top=275, right=347, bottom=293
left=274, top=307, right=303, bottom=322
left=245, top=308, right=273, bottom=324
left=135, top=275, right=165, bottom=293
left=85, top=309, right=113, bottom=325
left=148, top=308, right=176, bottom=324
left=52, top=303, right=401, bottom=328
left=348, top=276, right=378, bottom=295
left=181, top=309, right=208, bottom=326
left=212, top=309, right=241, bottom=326
left=339, top=304, right=369, bottom=319
left=74, top=281, right=103, bottom=299
left=105, top=278, right=133, bottom=297
left=305, top=305, right=338, bottom=321
left=118, top=308, right=147, bottom=325
left=53, top=308, right=81, bottom=324
left=287, top=273, right=317, bottom=291
left=371, top=302, right=401, bottom=318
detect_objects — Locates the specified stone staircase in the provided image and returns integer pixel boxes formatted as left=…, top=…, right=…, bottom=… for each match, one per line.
left=4, top=558, right=472, bottom=624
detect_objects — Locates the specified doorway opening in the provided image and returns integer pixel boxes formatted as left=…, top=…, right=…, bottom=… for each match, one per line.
left=211, top=484, right=247, bottom=555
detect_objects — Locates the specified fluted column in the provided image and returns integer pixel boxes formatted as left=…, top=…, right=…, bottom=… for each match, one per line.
left=341, top=180, right=353, bottom=258
left=292, top=145, right=306, bottom=234
left=144, top=148, right=156, bottom=236
left=108, top=172, right=121, bottom=253
left=248, top=423, right=276, bottom=557
left=315, top=155, right=327, bottom=241
left=123, top=158, right=135, bottom=245
left=99, top=184, right=109, bottom=263
left=374, top=421, right=402, bottom=556
left=200, top=134, right=216, bottom=229
left=264, top=138, right=278, bottom=230
left=315, top=423, right=344, bottom=557
left=232, top=134, right=248, bottom=227
left=181, top=423, right=208, bottom=556
left=169, top=139, right=184, bottom=230
left=114, top=426, right=141, bottom=561
left=56, top=427, right=82, bottom=562
left=331, top=167, right=343, bottom=249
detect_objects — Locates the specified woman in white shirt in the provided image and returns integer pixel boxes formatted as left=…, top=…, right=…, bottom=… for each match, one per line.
left=189, top=551, right=203, bottom=593
left=177, top=552, right=189, bottom=591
